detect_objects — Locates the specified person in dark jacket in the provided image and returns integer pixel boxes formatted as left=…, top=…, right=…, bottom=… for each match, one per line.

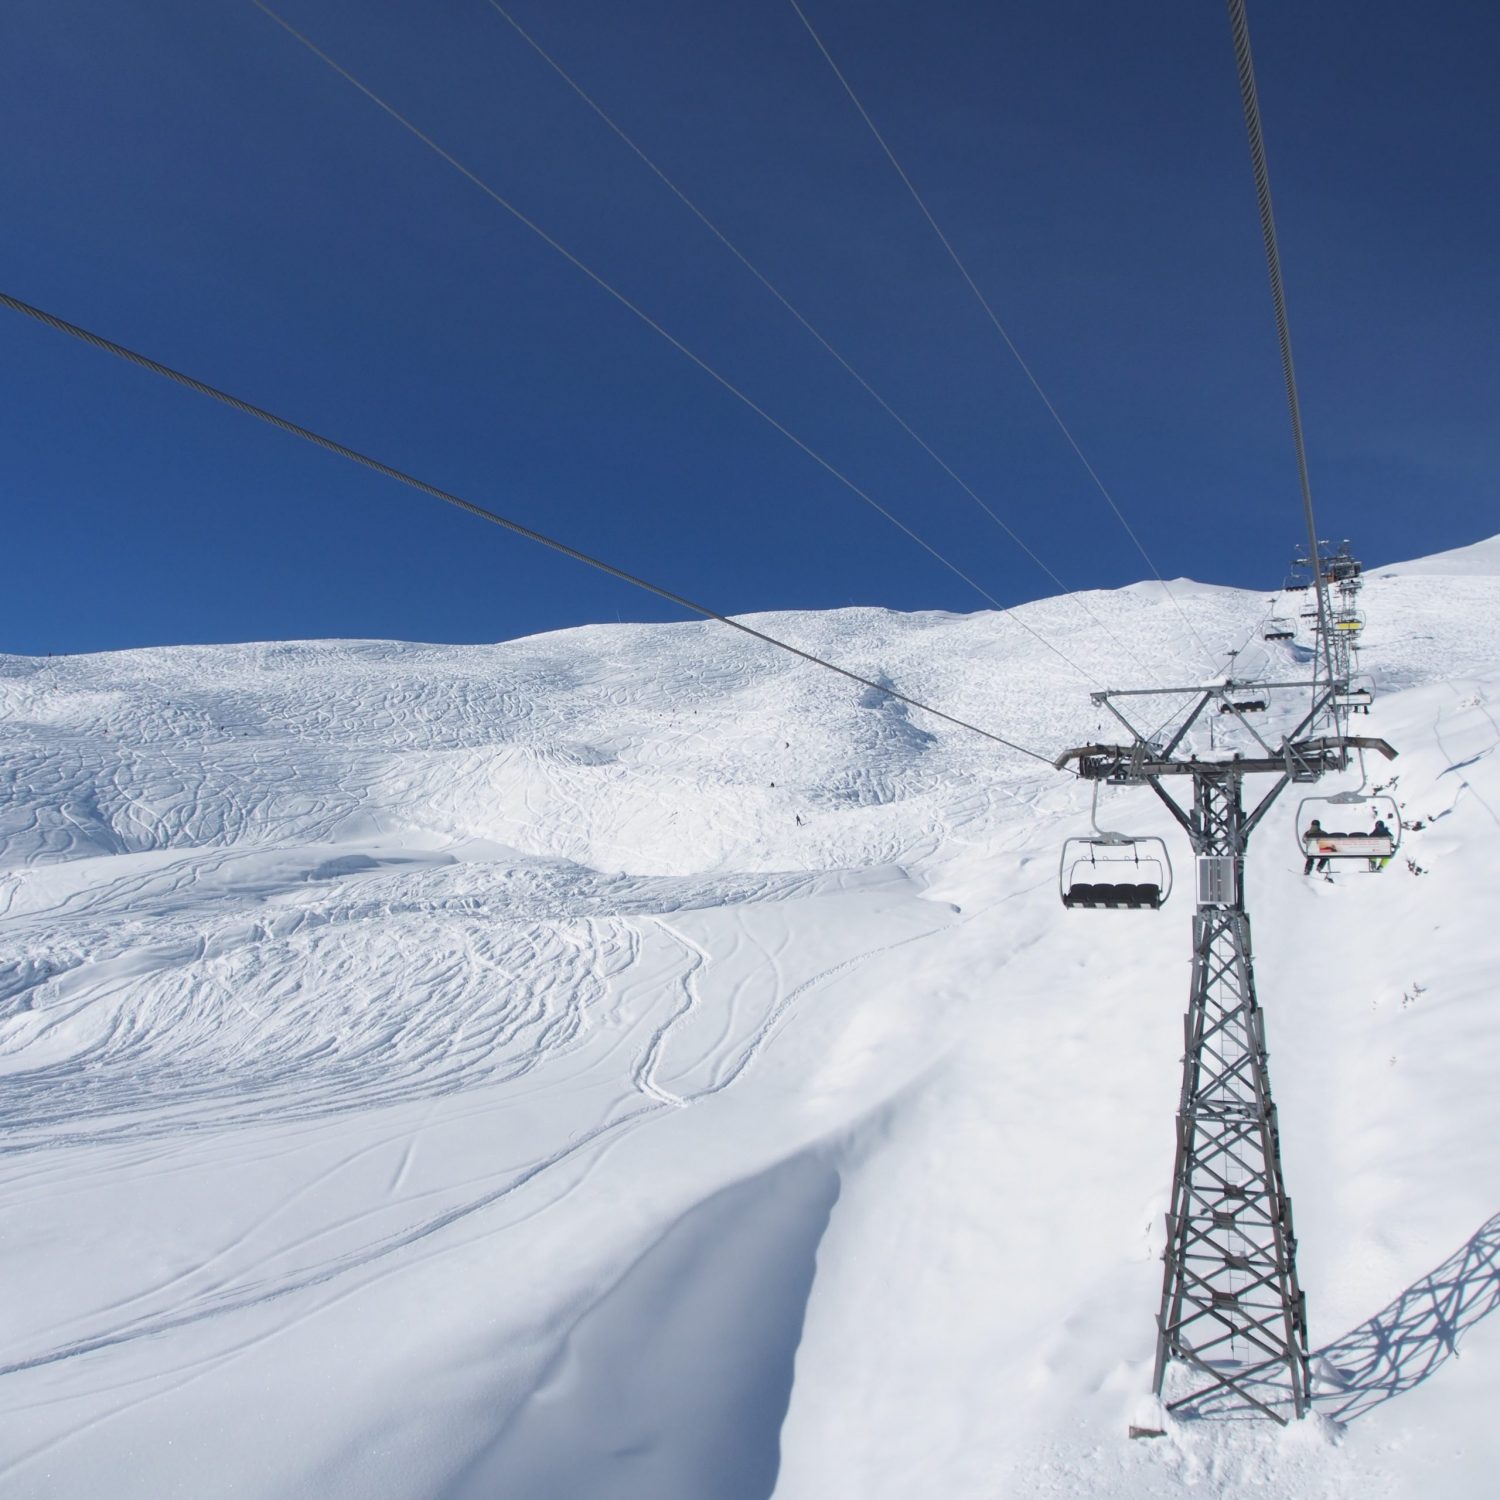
left=1303, top=818, right=1331, bottom=875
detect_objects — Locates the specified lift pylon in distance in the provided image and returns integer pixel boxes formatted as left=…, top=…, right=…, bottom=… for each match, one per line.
left=1058, top=681, right=1395, bottom=1423
left=1293, top=540, right=1368, bottom=727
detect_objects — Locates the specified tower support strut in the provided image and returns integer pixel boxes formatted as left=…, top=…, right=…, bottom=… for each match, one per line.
left=1151, top=768, right=1308, bottom=1422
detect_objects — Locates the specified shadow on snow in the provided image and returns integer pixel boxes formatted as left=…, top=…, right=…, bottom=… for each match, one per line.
left=1315, top=1210, right=1500, bottom=1421
left=442, top=1152, right=838, bottom=1500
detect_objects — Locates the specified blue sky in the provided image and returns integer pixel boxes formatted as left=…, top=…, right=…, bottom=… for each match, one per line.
left=2, top=0, right=1495, bottom=656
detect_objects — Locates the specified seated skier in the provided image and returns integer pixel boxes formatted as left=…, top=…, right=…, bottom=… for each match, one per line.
left=1303, top=818, right=1331, bottom=875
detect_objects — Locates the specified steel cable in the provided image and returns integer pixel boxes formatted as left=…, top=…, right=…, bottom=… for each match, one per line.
left=785, top=0, right=1222, bottom=674
left=1224, top=0, right=1338, bottom=705
left=483, top=0, right=1164, bottom=687
left=247, top=0, right=1101, bottom=686
left=0, top=287, right=1057, bottom=765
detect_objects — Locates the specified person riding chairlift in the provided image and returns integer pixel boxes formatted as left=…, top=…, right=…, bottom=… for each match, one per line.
left=1303, top=818, right=1331, bottom=875
left=1369, top=818, right=1393, bottom=873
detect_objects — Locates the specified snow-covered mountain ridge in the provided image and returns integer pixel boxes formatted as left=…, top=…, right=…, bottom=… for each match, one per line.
left=1, top=540, right=1497, bottom=1498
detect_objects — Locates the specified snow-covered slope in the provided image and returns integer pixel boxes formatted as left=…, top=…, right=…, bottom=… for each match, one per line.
left=1, top=544, right=1496, bottom=1498
left=1371, top=532, right=1500, bottom=578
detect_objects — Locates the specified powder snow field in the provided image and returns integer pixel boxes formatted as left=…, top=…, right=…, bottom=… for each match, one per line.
left=1, top=541, right=1497, bottom=1498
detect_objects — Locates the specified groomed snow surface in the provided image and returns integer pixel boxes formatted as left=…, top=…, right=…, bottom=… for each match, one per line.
left=2, top=542, right=1497, bottom=1498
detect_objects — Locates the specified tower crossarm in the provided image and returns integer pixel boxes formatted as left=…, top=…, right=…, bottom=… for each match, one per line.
left=1054, top=735, right=1395, bottom=784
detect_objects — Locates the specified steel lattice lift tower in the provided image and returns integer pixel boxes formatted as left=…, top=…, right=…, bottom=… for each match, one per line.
left=1289, top=540, right=1365, bottom=710
left=1060, top=684, right=1395, bottom=1422
left=1054, top=0, right=1403, bottom=1427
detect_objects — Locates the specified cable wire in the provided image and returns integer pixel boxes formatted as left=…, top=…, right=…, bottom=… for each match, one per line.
left=483, top=0, right=1163, bottom=686
left=248, top=0, right=1100, bottom=687
left=785, top=0, right=1221, bottom=673
left=1219, top=594, right=1280, bottom=679
left=0, top=287, right=1058, bottom=766
left=1224, top=0, right=1338, bottom=701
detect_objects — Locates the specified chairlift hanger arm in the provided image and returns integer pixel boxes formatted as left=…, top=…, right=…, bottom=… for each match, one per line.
left=1046, top=759, right=1285, bottom=846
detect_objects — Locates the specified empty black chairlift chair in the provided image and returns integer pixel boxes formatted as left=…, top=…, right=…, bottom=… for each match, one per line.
left=1060, top=832, right=1172, bottom=910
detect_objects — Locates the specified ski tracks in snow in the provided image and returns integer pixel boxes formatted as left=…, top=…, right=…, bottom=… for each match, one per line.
left=0, top=840, right=962, bottom=1420
left=630, top=918, right=709, bottom=1109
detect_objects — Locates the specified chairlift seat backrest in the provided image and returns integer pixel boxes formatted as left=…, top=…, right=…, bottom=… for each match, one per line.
left=1298, top=791, right=1401, bottom=866
left=1310, top=834, right=1394, bottom=857
left=1062, top=881, right=1162, bottom=910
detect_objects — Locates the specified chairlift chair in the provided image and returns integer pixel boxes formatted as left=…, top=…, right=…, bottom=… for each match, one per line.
left=1296, top=790, right=1400, bottom=871
left=1334, top=672, right=1376, bottom=716
left=1263, top=617, right=1295, bottom=642
left=1334, top=612, right=1365, bottom=633
left=1060, top=832, right=1173, bottom=910
left=1220, top=697, right=1269, bottom=714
